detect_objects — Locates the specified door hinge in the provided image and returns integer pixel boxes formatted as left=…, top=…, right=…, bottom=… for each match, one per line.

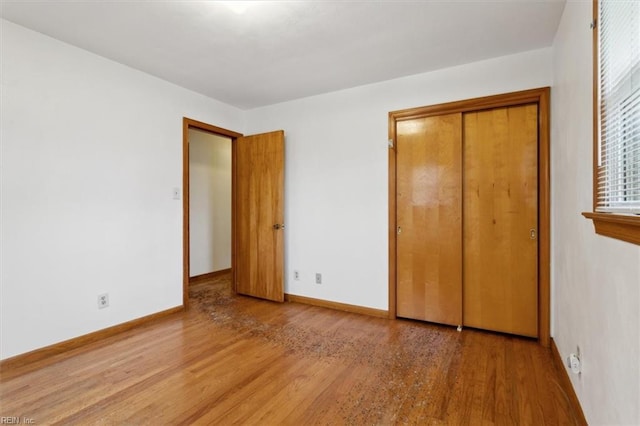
left=388, top=139, right=394, bottom=149
left=590, top=19, right=596, bottom=30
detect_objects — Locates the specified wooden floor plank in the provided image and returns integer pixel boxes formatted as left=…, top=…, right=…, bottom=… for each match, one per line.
left=0, top=273, right=582, bottom=425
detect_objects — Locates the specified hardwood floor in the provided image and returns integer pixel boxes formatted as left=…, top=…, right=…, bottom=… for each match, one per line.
left=1, top=274, right=581, bottom=425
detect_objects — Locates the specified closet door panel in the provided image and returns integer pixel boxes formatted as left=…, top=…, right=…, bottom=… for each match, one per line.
left=463, top=104, right=538, bottom=337
left=396, top=113, right=462, bottom=325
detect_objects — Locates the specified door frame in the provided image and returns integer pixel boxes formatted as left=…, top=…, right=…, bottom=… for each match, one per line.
left=387, top=87, right=551, bottom=346
left=182, top=118, right=243, bottom=307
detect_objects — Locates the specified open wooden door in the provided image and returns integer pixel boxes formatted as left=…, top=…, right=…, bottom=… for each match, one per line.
left=235, top=130, right=285, bottom=302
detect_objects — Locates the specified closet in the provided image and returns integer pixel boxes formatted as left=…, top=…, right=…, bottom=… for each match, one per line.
left=390, top=89, right=549, bottom=340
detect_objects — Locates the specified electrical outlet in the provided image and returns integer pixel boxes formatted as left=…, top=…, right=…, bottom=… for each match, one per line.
left=567, top=353, right=581, bottom=374
left=315, top=273, right=322, bottom=284
left=294, top=270, right=300, bottom=280
left=567, top=346, right=582, bottom=375
left=98, top=293, right=109, bottom=309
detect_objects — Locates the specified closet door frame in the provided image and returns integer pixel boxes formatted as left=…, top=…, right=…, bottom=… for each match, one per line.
left=388, top=87, right=551, bottom=347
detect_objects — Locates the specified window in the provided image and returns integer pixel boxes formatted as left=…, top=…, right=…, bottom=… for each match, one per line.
left=583, top=0, right=640, bottom=245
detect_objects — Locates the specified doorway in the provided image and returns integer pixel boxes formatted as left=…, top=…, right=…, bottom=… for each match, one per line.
left=182, top=118, right=242, bottom=307
left=182, top=118, right=286, bottom=307
left=188, top=128, right=232, bottom=281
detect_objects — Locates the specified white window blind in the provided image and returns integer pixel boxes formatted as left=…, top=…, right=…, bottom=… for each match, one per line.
left=597, top=0, right=640, bottom=213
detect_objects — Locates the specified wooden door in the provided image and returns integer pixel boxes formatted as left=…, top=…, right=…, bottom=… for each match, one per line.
left=235, top=130, right=285, bottom=302
left=396, top=113, right=463, bottom=326
left=463, top=104, right=538, bottom=337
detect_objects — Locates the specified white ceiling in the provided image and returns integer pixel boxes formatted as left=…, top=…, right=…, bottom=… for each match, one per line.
left=0, top=0, right=566, bottom=110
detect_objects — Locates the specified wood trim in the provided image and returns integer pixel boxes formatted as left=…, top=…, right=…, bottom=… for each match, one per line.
left=189, top=268, right=232, bottom=284
left=389, top=88, right=549, bottom=122
left=183, top=118, right=190, bottom=307
left=0, top=306, right=183, bottom=372
left=388, top=117, right=397, bottom=319
left=183, top=118, right=243, bottom=306
left=550, top=338, right=589, bottom=426
left=285, top=294, right=389, bottom=319
left=538, top=88, right=551, bottom=347
left=582, top=212, right=640, bottom=245
left=232, top=135, right=237, bottom=292
left=592, top=0, right=599, bottom=212
left=388, top=87, right=551, bottom=346
left=183, top=118, right=243, bottom=139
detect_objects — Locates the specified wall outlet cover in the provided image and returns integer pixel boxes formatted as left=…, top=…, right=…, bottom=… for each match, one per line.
left=98, top=293, right=109, bottom=309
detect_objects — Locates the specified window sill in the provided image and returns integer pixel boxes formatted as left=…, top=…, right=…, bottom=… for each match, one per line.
left=582, top=212, right=640, bottom=246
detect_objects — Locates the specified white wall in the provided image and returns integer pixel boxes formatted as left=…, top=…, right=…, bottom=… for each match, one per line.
left=0, top=20, right=244, bottom=359
left=551, top=2, right=640, bottom=424
left=245, top=48, right=553, bottom=310
left=188, top=129, right=232, bottom=276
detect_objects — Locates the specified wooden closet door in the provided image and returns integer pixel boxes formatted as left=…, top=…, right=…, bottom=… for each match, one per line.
left=463, top=104, right=538, bottom=337
left=396, top=113, right=462, bottom=326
